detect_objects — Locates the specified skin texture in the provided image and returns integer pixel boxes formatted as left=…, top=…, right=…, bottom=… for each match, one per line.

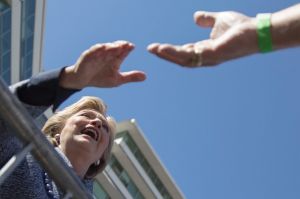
left=60, top=40, right=146, bottom=89
left=57, top=109, right=109, bottom=178
left=148, top=4, right=300, bottom=67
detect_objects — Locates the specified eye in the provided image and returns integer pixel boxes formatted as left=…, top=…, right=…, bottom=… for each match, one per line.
left=80, top=112, right=91, bottom=118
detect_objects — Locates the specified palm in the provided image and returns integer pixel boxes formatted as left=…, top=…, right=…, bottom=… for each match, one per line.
left=75, top=44, right=123, bottom=87
left=70, top=41, right=146, bottom=89
left=147, top=11, right=255, bottom=67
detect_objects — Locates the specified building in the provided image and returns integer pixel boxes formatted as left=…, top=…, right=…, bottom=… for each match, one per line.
left=0, top=0, right=48, bottom=125
left=94, top=119, right=185, bottom=199
left=0, top=0, right=46, bottom=85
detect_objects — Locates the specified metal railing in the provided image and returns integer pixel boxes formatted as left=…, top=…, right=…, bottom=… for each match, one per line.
left=0, top=78, right=93, bottom=199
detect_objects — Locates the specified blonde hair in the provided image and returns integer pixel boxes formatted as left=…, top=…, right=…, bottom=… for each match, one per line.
left=42, top=96, right=115, bottom=179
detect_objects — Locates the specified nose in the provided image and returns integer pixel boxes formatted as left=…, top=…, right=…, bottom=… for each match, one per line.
left=91, top=118, right=102, bottom=129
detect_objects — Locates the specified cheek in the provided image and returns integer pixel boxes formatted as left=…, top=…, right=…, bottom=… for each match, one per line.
left=69, top=117, right=83, bottom=125
left=72, top=117, right=89, bottom=128
left=60, top=123, right=76, bottom=141
left=103, top=134, right=111, bottom=150
left=64, top=118, right=86, bottom=132
left=59, top=128, right=70, bottom=144
left=97, top=134, right=110, bottom=152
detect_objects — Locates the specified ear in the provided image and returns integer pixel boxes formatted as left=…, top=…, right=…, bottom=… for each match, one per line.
left=54, top=134, right=60, bottom=145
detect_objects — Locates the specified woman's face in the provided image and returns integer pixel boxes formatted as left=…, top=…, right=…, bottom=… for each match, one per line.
left=58, top=109, right=110, bottom=164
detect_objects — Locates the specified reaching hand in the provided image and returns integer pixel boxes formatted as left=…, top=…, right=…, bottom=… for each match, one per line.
left=60, top=41, right=146, bottom=89
left=148, top=11, right=259, bottom=67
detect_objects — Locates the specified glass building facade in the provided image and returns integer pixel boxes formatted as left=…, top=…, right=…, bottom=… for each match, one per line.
left=20, top=0, right=35, bottom=80
left=109, top=155, right=145, bottom=199
left=0, top=0, right=37, bottom=84
left=0, top=1, right=11, bottom=84
left=117, top=131, right=173, bottom=199
left=93, top=181, right=111, bottom=199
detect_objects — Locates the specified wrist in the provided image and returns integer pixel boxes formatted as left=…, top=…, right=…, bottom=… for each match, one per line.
left=244, top=18, right=261, bottom=54
left=59, top=65, right=83, bottom=90
left=234, top=18, right=259, bottom=55
left=256, top=13, right=273, bottom=53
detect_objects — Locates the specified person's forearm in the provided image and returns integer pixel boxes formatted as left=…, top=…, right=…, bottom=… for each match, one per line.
left=271, top=3, right=300, bottom=50
left=16, top=68, right=79, bottom=111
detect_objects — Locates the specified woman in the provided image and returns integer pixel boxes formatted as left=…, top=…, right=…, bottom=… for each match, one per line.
left=0, top=41, right=146, bottom=199
left=43, top=96, right=116, bottom=180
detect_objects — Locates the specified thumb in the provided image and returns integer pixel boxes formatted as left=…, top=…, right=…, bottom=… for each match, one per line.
left=194, top=11, right=217, bottom=28
left=119, top=71, right=146, bottom=85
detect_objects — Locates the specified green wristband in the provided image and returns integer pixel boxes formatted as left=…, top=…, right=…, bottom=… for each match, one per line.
left=256, top=13, right=273, bottom=53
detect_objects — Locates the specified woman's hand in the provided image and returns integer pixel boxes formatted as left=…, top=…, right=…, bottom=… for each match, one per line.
left=60, top=41, right=146, bottom=89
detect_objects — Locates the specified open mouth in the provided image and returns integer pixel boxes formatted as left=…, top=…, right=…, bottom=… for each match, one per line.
left=81, top=127, right=99, bottom=141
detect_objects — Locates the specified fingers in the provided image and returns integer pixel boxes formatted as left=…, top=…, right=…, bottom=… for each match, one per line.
left=148, top=40, right=220, bottom=67
left=194, top=11, right=217, bottom=28
left=147, top=43, right=185, bottom=65
left=83, top=41, right=135, bottom=70
left=148, top=43, right=202, bottom=67
left=114, top=41, right=135, bottom=66
left=119, top=71, right=147, bottom=84
left=90, top=41, right=134, bottom=59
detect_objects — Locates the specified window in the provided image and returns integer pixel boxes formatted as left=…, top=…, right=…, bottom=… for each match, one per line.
left=20, top=0, right=35, bottom=80
left=0, top=2, right=11, bottom=84
left=110, top=155, right=145, bottom=199
left=118, top=131, right=173, bottom=199
left=93, top=181, right=110, bottom=199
